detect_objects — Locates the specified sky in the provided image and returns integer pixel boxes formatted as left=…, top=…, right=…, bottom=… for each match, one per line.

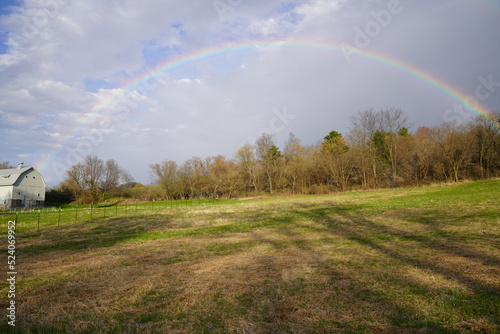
left=0, top=0, right=499, bottom=187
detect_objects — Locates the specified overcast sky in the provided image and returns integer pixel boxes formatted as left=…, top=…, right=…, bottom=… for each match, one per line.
left=1, top=0, right=499, bottom=186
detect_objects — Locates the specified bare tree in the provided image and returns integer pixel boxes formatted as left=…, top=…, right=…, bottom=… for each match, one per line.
left=235, top=144, right=258, bottom=196
left=429, top=123, right=473, bottom=182
left=348, top=108, right=379, bottom=146
left=62, top=163, right=86, bottom=203
left=208, top=155, right=238, bottom=198
left=150, top=160, right=178, bottom=199
left=255, top=133, right=282, bottom=195
left=405, top=127, right=434, bottom=185
left=62, top=156, right=130, bottom=203
left=470, top=113, right=500, bottom=178
left=348, top=108, right=381, bottom=187
left=83, top=155, right=104, bottom=203
left=100, top=159, right=123, bottom=200
left=283, top=133, right=307, bottom=195
left=0, top=161, right=13, bottom=169
left=180, top=157, right=208, bottom=199
left=121, top=168, right=135, bottom=185
left=318, top=131, right=353, bottom=191
left=378, top=108, right=410, bottom=184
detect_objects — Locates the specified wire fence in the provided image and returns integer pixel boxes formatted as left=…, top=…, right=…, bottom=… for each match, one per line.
left=0, top=198, right=225, bottom=234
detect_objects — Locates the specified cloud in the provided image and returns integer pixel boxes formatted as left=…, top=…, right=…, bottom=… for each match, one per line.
left=0, top=0, right=499, bottom=186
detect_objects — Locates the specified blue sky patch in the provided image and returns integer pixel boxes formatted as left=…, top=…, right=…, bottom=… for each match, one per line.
left=0, top=0, right=19, bottom=16
left=0, top=0, right=20, bottom=54
left=84, top=77, right=116, bottom=93
left=0, top=31, right=8, bottom=54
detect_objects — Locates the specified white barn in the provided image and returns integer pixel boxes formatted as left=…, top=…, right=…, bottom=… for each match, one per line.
left=0, top=163, right=47, bottom=210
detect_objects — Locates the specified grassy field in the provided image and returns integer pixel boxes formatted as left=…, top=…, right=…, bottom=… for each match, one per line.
left=1, top=180, right=499, bottom=333
left=2, top=198, right=225, bottom=234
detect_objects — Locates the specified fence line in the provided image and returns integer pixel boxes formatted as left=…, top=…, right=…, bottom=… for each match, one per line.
left=1, top=198, right=223, bottom=234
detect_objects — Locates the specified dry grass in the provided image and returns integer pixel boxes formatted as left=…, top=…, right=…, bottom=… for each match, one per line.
left=1, top=180, right=499, bottom=333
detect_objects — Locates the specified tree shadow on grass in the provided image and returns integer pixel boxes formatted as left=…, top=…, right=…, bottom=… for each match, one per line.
left=339, top=212, right=497, bottom=294
left=18, top=215, right=176, bottom=255
left=17, top=208, right=297, bottom=256
left=289, top=204, right=499, bottom=332
left=401, top=209, right=500, bottom=268
left=239, top=214, right=461, bottom=333
left=6, top=201, right=499, bottom=333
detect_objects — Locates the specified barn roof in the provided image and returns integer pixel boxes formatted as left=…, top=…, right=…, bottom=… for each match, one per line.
left=0, top=167, right=40, bottom=186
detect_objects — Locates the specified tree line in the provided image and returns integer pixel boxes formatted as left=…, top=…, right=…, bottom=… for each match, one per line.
left=59, top=156, right=134, bottom=203
left=43, top=108, right=500, bottom=203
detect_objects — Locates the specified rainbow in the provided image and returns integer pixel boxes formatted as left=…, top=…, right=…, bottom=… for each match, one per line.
left=36, top=39, right=499, bottom=172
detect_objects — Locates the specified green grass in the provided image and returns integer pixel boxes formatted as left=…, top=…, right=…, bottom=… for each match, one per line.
left=4, top=198, right=232, bottom=234
left=0, top=180, right=498, bottom=333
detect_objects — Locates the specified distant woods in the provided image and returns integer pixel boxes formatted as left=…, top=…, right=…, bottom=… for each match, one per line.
left=0, top=161, right=14, bottom=169
left=55, top=107, right=500, bottom=203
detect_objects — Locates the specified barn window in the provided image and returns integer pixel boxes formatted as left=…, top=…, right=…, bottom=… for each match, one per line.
left=25, top=175, right=28, bottom=178
left=33, top=176, right=36, bottom=179
left=38, top=193, right=40, bottom=197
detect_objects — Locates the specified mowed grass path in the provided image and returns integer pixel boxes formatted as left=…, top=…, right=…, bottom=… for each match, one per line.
left=1, top=180, right=499, bottom=333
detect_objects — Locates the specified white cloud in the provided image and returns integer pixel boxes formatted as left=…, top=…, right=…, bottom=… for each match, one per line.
left=0, top=53, right=20, bottom=68
left=0, top=0, right=499, bottom=186
left=292, top=0, right=346, bottom=36
left=295, top=0, right=344, bottom=18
